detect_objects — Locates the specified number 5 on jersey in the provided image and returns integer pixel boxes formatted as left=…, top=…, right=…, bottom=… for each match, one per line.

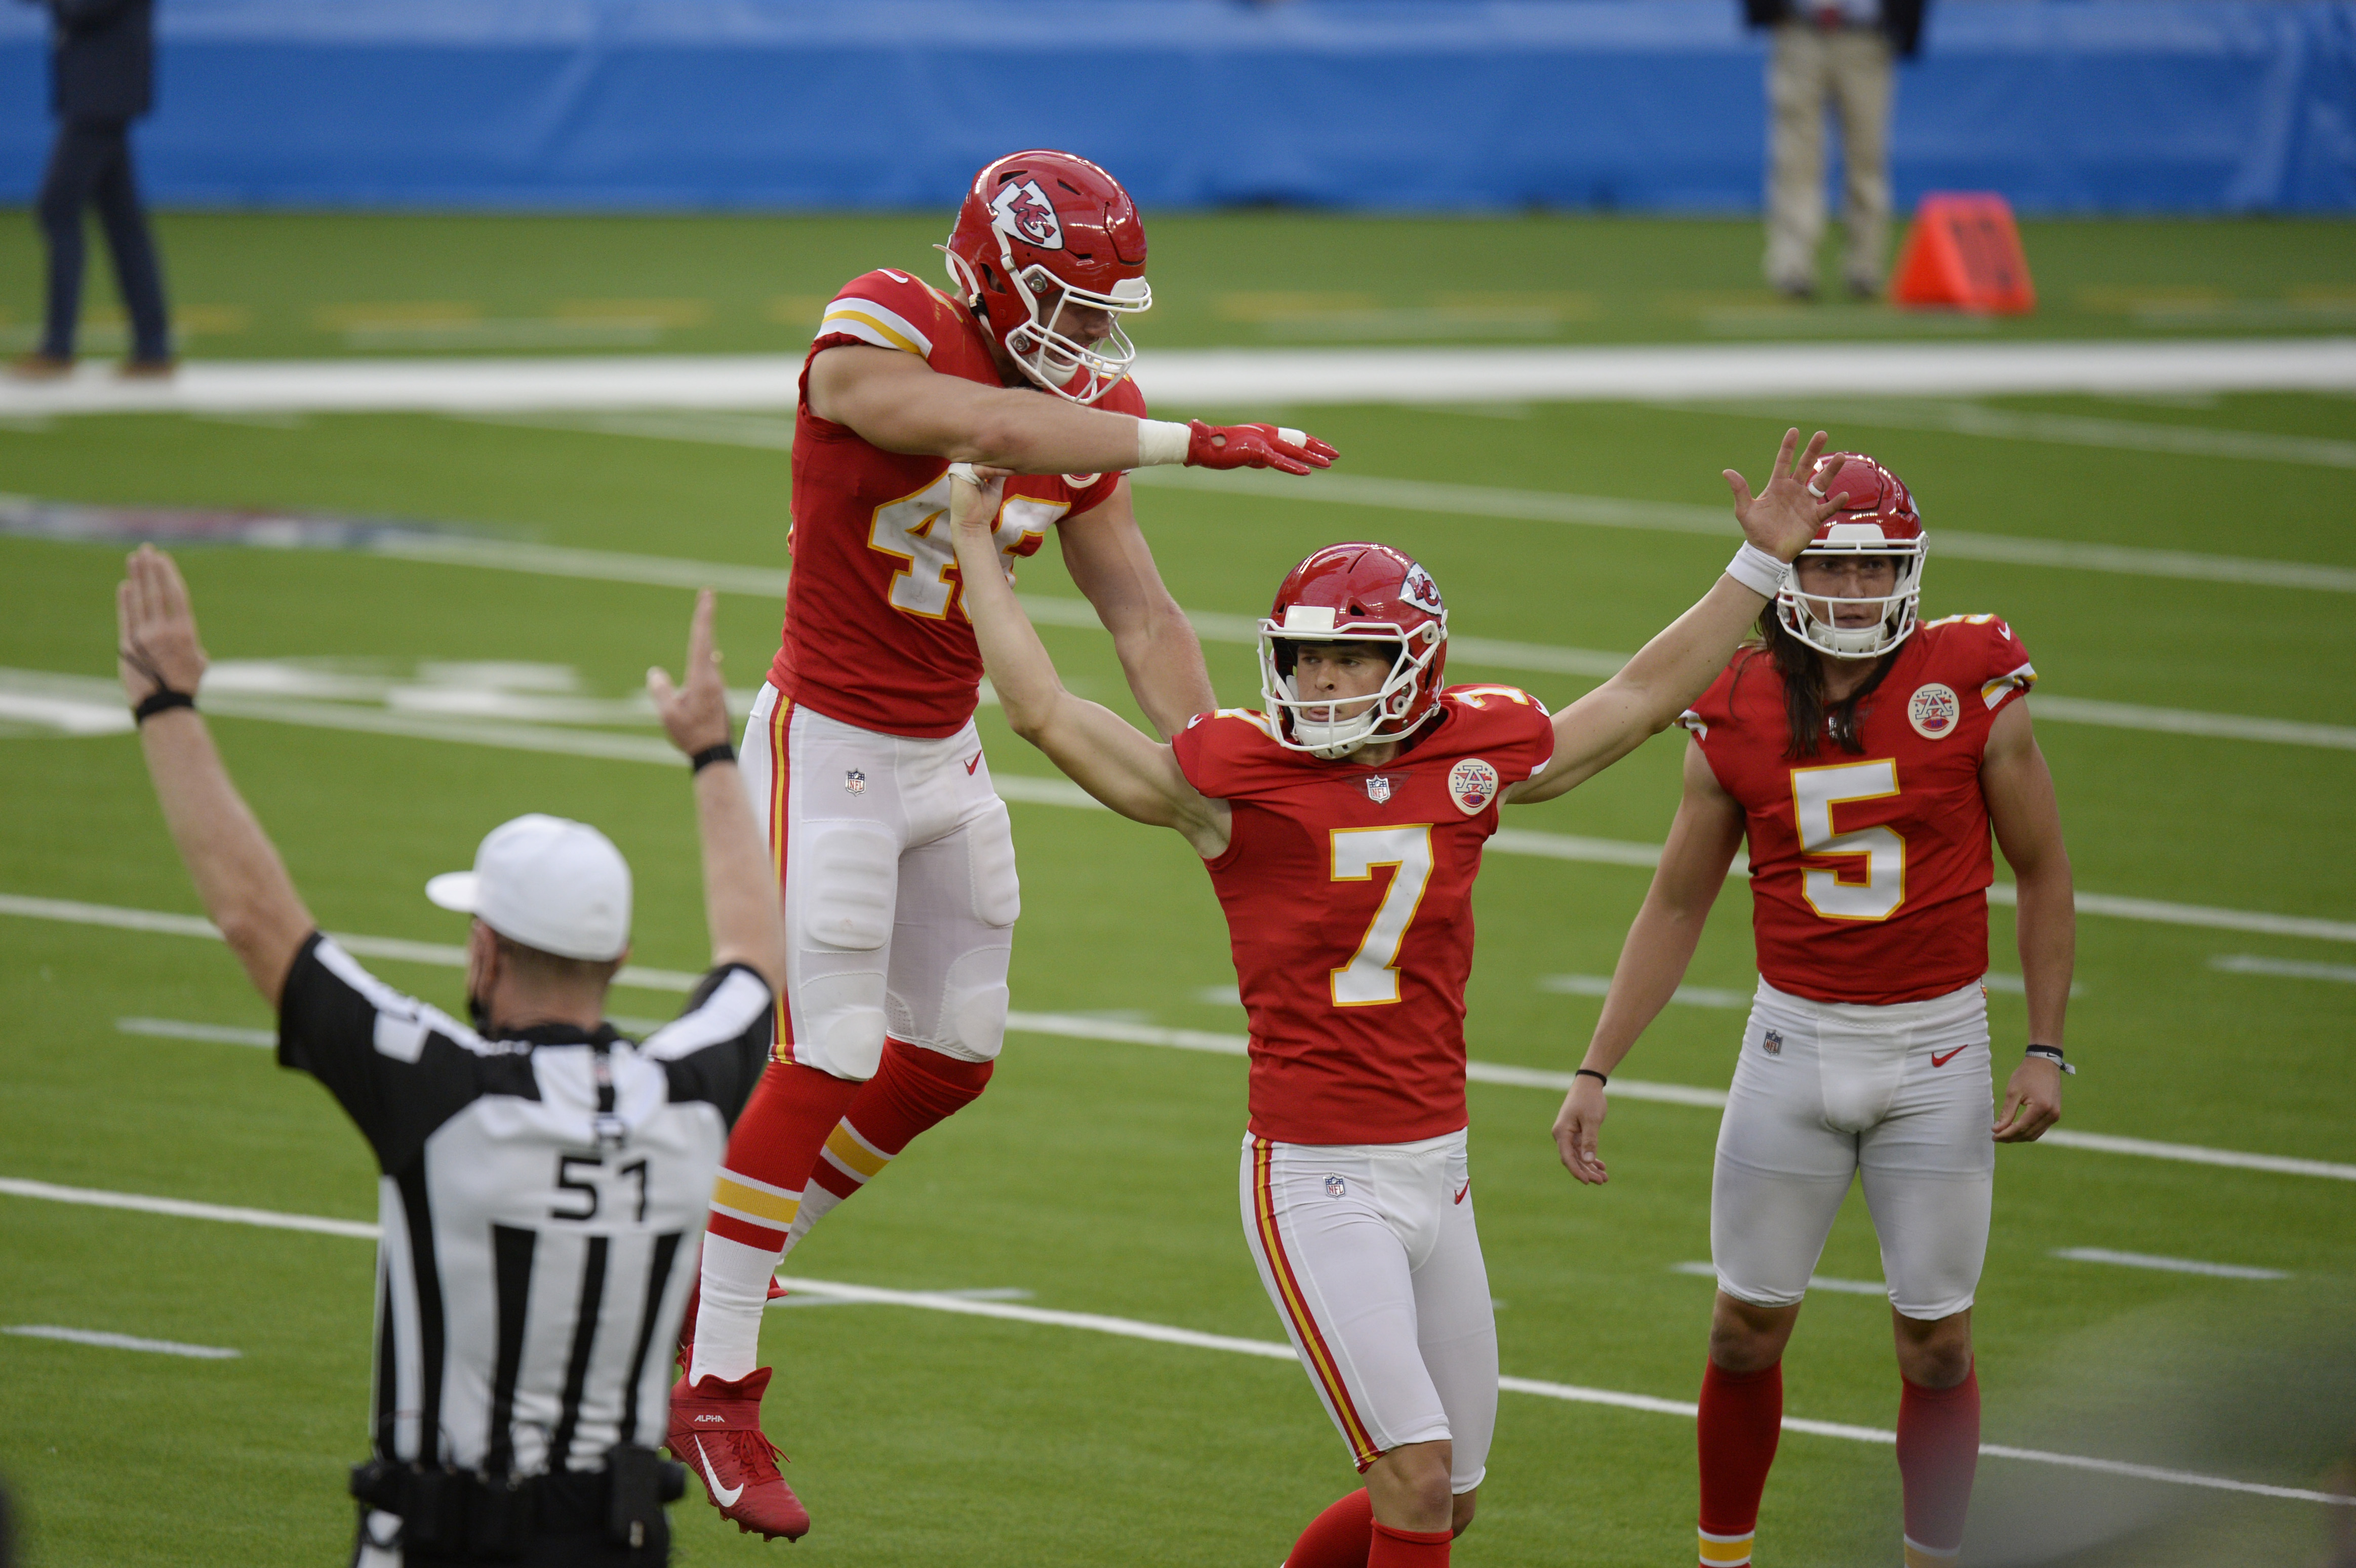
left=1330, top=826, right=1434, bottom=1006
left=1790, top=759, right=1906, bottom=920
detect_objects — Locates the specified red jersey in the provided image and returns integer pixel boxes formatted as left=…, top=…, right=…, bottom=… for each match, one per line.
left=1682, top=614, right=2039, bottom=1007
left=771, top=268, right=1147, bottom=738
left=1171, top=687, right=1556, bottom=1145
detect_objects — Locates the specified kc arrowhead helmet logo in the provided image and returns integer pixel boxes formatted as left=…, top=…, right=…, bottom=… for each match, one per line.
left=988, top=179, right=1065, bottom=250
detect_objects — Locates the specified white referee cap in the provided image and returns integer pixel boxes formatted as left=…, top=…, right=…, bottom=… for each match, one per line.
left=425, top=814, right=632, bottom=962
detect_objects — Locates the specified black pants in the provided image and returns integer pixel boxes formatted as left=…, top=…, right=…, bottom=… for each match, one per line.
left=35, top=117, right=171, bottom=361
left=401, top=1533, right=665, bottom=1567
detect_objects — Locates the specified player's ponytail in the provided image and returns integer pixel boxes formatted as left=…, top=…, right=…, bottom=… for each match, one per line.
left=1757, top=605, right=1896, bottom=759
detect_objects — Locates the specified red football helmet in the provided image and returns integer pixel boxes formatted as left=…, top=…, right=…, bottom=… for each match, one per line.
left=1776, top=450, right=1929, bottom=659
left=941, top=150, right=1151, bottom=405
left=1258, top=543, right=1450, bottom=758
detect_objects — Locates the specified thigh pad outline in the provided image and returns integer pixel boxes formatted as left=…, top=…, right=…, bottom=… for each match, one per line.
left=798, top=821, right=897, bottom=951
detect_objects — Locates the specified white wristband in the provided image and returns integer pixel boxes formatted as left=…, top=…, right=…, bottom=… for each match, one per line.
left=1134, top=418, right=1192, bottom=468
left=1725, top=541, right=1789, bottom=598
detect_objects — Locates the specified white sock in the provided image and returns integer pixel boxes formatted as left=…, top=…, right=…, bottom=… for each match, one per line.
left=691, top=1231, right=782, bottom=1385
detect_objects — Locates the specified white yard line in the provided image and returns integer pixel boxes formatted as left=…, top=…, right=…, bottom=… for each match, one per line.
left=3, top=1324, right=240, bottom=1359
left=1672, top=1261, right=1886, bottom=1296
left=1666, top=398, right=2356, bottom=470
left=0, top=1174, right=2342, bottom=1507
left=4, top=339, right=2353, bottom=418
left=20, top=894, right=2350, bottom=1180
left=117, top=1017, right=274, bottom=1048
left=2050, top=1249, right=2289, bottom=1280
left=1131, top=466, right=2356, bottom=595
left=2210, top=953, right=2356, bottom=984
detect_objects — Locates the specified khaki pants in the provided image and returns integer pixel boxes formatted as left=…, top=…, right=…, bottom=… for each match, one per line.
left=1764, top=20, right=1894, bottom=295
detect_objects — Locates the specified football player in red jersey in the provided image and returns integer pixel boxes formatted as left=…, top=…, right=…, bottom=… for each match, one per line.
left=1549, top=452, right=2076, bottom=1568
left=670, top=147, right=1340, bottom=1539
left=943, top=431, right=1843, bottom=1568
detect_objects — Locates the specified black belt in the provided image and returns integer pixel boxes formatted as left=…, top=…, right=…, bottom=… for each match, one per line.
left=350, top=1445, right=685, bottom=1559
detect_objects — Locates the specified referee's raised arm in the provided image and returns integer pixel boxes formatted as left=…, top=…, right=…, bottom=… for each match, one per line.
left=648, top=589, right=784, bottom=992
left=116, top=544, right=314, bottom=1004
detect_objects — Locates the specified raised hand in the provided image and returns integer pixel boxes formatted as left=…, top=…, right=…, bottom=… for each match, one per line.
left=1184, top=421, right=1339, bottom=476
left=946, top=462, right=1012, bottom=539
left=648, top=589, right=733, bottom=758
left=116, top=544, right=208, bottom=704
left=1723, top=428, right=1847, bottom=564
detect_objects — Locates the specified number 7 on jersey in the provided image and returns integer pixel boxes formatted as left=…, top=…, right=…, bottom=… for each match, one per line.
left=1329, top=826, right=1435, bottom=1006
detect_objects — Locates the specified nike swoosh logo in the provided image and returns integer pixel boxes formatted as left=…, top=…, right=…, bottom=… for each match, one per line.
left=694, top=1436, right=744, bottom=1507
left=965, top=752, right=983, bottom=775
left=1930, top=1046, right=1966, bottom=1068
left=1454, top=1182, right=1470, bottom=1204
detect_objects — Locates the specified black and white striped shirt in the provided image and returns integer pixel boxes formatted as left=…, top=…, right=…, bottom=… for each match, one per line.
left=277, top=933, right=771, bottom=1478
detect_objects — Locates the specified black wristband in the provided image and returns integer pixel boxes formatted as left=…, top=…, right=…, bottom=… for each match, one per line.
left=689, top=742, right=736, bottom=774
left=2024, top=1043, right=2075, bottom=1075
left=1574, top=1067, right=1608, bottom=1087
left=133, top=687, right=196, bottom=722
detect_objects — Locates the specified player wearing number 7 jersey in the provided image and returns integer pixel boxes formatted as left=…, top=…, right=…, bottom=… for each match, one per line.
left=944, top=431, right=1843, bottom=1568
left=671, top=147, right=1339, bottom=1542
left=1550, top=451, right=2077, bottom=1568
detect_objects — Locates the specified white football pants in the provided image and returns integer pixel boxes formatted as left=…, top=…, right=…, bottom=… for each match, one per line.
left=1241, top=1130, right=1497, bottom=1493
left=738, top=686, right=1020, bottom=1079
left=1711, top=979, right=1993, bottom=1320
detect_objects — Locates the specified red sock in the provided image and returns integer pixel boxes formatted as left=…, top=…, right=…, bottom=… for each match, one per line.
left=797, top=1039, right=993, bottom=1204
left=1697, top=1360, right=1782, bottom=1559
left=706, top=1060, right=862, bottom=1251
left=1284, top=1489, right=1373, bottom=1568
left=1896, top=1365, right=1980, bottom=1557
left=1367, top=1520, right=1450, bottom=1568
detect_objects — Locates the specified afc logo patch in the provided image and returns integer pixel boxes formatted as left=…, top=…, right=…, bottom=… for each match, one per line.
left=1908, top=682, right=1961, bottom=740
left=1364, top=775, right=1392, bottom=804
left=1448, top=757, right=1499, bottom=815
left=844, top=769, right=867, bottom=797
left=988, top=178, right=1065, bottom=250
left=1762, top=1028, right=1784, bottom=1056
left=1324, top=1175, right=1347, bottom=1198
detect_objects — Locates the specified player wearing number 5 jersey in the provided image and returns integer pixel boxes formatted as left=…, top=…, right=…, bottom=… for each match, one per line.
left=673, top=147, right=1340, bottom=1541
left=1551, top=452, right=2077, bottom=1568
left=944, top=431, right=1846, bottom=1568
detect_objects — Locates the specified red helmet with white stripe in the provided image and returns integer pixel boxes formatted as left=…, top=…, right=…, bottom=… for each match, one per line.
left=1775, top=451, right=1929, bottom=660
left=1259, top=543, right=1450, bottom=758
left=942, top=150, right=1151, bottom=405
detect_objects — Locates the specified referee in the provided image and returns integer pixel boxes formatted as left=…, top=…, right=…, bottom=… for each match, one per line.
left=116, top=547, right=781, bottom=1566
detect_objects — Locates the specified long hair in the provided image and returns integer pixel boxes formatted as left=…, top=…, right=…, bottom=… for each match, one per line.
left=1753, top=604, right=1898, bottom=758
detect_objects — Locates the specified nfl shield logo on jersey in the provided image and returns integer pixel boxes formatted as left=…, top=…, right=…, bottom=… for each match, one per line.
left=1325, top=1175, right=1347, bottom=1198
left=1448, top=758, right=1499, bottom=815
left=1908, top=682, right=1961, bottom=740
left=1364, top=775, right=1392, bottom=804
left=844, top=769, right=867, bottom=797
left=1762, top=1028, right=1784, bottom=1056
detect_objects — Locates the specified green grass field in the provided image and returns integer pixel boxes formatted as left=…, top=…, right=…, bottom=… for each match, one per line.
left=2, top=212, right=2353, bottom=1568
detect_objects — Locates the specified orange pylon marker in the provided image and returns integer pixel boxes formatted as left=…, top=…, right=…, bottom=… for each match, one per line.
left=1889, top=192, right=2036, bottom=314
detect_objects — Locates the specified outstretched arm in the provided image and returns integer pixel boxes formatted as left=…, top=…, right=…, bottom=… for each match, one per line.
left=1981, top=698, right=2073, bottom=1142
left=947, top=467, right=1230, bottom=858
left=1058, top=480, right=1216, bottom=740
left=647, top=591, right=785, bottom=992
left=1511, top=429, right=1843, bottom=805
left=117, top=546, right=315, bottom=1007
left=1552, top=741, right=1746, bottom=1185
left=806, top=345, right=1338, bottom=477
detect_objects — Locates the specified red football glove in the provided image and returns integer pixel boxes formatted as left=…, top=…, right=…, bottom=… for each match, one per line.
left=1184, top=421, right=1338, bottom=476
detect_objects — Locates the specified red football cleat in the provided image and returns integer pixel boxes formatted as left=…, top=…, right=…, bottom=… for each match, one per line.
left=667, top=1366, right=811, bottom=1542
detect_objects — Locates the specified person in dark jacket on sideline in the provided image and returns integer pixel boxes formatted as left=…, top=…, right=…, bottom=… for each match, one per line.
left=12, top=0, right=173, bottom=378
left=1743, top=0, right=1926, bottom=301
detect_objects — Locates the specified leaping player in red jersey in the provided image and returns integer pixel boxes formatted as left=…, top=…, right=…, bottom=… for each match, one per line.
left=1550, top=452, right=2077, bottom=1568
left=943, top=431, right=1844, bottom=1568
left=668, top=147, right=1339, bottom=1540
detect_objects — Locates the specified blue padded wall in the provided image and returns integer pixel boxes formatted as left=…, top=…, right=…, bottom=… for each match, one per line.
left=0, top=1, right=2349, bottom=212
